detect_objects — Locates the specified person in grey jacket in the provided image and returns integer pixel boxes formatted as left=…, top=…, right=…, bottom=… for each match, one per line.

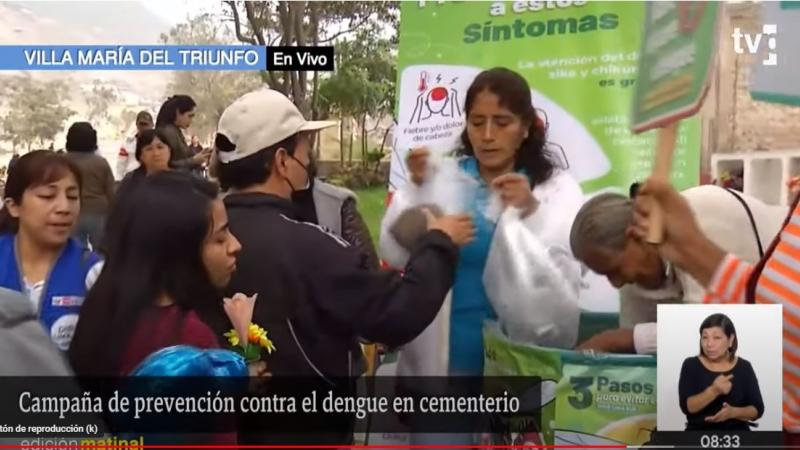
left=213, top=152, right=380, bottom=268
left=155, top=95, right=210, bottom=173
left=293, top=179, right=380, bottom=269
left=0, top=287, right=72, bottom=375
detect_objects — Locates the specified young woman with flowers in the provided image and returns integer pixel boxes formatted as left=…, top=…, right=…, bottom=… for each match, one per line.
left=68, top=172, right=267, bottom=376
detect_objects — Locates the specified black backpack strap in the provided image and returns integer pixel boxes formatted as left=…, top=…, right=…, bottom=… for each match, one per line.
left=722, top=187, right=765, bottom=258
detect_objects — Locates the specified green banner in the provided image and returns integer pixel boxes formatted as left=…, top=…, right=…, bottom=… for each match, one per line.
left=556, top=352, right=656, bottom=446
left=631, top=2, right=720, bottom=133
left=393, top=1, right=700, bottom=196
left=484, top=322, right=656, bottom=446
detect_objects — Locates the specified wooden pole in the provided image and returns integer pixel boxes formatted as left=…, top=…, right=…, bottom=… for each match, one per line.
left=647, top=122, right=679, bottom=243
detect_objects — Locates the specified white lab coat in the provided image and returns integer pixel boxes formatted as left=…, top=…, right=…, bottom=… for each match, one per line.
left=379, top=162, right=585, bottom=376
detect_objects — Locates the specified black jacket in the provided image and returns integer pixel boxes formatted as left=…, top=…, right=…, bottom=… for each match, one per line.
left=221, top=192, right=458, bottom=379
left=220, top=192, right=458, bottom=444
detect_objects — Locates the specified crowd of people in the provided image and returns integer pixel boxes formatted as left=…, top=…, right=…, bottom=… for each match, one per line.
left=2, top=65, right=800, bottom=444
left=0, top=82, right=469, bottom=444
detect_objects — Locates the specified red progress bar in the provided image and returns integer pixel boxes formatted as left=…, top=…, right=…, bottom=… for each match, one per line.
left=0, top=446, right=628, bottom=449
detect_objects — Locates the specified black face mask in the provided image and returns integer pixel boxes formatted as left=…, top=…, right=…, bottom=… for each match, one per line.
left=304, top=157, right=318, bottom=189
left=286, top=154, right=317, bottom=193
left=290, top=158, right=318, bottom=223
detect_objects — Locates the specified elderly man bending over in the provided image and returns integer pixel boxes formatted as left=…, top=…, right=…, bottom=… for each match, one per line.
left=569, top=184, right=786, bottom=354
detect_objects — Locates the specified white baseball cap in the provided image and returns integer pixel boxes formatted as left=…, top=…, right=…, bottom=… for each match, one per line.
left=216, top=88, right=336, bottom=164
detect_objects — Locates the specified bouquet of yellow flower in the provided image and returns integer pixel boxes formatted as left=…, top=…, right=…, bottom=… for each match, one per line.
left=224, top=323, right=276, bottom=362
left=222, top=293, right=276, bottom=363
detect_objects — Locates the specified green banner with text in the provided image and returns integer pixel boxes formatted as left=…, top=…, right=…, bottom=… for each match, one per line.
left=484, top=323, right=656, bottom=446
left=631, top=2, right=720, bottom=132
left=393, top=0, right=701, bottom=196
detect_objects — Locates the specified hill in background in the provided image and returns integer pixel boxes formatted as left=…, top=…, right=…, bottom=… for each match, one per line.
left=0, top=1, right=173, bottom=167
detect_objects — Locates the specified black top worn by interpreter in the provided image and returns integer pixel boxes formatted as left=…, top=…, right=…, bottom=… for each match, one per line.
left=678, top=356, right=764, bottom=431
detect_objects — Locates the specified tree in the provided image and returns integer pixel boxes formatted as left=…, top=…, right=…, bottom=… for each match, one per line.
left=161, top=14, right=262, bottom=143
left=84, top=80, right=118, bottom=122
left=319, top=65, right=361, bottom=165
left=0, top=76, right=74, bottom=151
left=223, top=1, right=398, bottom=117
left=318, top=31, right=396, bottom=166
left=1, top=115, right=23, bottom=152
left=116, top=108, right=139, bottom=135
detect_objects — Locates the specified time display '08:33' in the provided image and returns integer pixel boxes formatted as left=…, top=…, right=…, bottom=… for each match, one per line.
left=700, top=434, right=741, bottom=448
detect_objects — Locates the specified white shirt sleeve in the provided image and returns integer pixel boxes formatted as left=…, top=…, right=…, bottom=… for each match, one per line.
left=633, top=322, right=657, bottom=355
left=378, top=187, right=417, bottom=269
left=85, top=260, right=104, bottom=291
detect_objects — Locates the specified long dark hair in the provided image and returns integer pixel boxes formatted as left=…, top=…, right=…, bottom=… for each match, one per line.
left=456, top=67, right=557, bottom=187
left=135, top=128, right=175, bottom=164
left=155, top=95, right=196, bottom=128
left=699, top=313, right=738, bottom=361
left=0, top=151, right=82, bottom=234
left=69, top=172, right=222, bottom=376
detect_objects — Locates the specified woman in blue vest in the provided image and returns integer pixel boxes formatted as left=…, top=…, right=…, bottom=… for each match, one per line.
left=0, top=150, right=102, bottom=351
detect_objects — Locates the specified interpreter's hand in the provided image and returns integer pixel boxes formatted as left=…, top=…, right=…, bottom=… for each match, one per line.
left=425, top=209, right=476, bottom=246
left=706, top=402, right=735, bottom=423
left=629, top=178, right=703, bottom=267
left=575, top=329, right=635, bottom=354
left=406, top=147, right=430, bottom=186
left=491, top=173, right=538, bottom=217
left=711, top=374, right=734, bottom=396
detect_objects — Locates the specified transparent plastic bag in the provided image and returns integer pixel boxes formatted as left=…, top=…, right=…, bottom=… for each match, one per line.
left=413, top=154, right=478, bottom=215
left=384, top=156, right=479, bottom=256
left=483, top=208, right=581, bottom=349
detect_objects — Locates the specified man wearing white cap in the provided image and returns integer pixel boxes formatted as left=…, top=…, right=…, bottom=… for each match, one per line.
left=213, top=89, right=475, bottom=444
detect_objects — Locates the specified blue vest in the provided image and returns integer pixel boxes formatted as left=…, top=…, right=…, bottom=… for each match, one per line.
left=0, top=234, right=100, bottom=350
